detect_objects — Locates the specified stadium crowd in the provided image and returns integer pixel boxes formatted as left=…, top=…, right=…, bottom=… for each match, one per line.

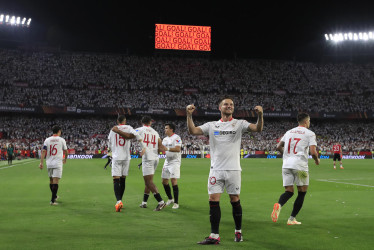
left=1, top=115, right=373, bottom=160
left=1, top=48, right=373, bottom=159
left=1, top=48, right=374, bottom=112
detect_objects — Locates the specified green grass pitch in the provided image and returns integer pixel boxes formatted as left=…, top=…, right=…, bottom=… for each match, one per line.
left=0, top=158, right=373, bottom=249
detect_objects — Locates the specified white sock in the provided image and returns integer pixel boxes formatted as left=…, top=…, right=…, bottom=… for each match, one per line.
left=235, top=229, right=242, bottom=233
left=209, top=233, right=219, bottom=239
left=142, top=201, right=147, bottom=205
left=158, top=200, right=165, bottom=205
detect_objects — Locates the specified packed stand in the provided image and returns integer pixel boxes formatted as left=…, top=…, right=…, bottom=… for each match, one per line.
left=1, top=115, right=373, bottom=160
left=1, top=49, right=374, bottom=112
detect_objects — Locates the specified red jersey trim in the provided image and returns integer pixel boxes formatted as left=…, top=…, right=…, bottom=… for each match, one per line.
left=220, top=117, right=233, bottom=122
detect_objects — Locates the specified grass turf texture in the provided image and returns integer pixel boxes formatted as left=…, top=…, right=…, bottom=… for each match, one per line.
left=0, top=158, right=373, bottom=249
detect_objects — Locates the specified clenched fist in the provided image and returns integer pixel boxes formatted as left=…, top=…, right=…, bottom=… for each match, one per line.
left=186, top=104, right=196, bottom=116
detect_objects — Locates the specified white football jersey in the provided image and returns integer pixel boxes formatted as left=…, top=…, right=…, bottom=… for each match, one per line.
left=43, top=135, right=67, bottom=168
left=162, top=133, right=182, bottom=165
left=108, top=124, right=138, bottom=160
left=281, top=126, right=317, bottom=171
left=136, top=126, right=160, bottom=161
left=199, top=118, right=251, bottom=170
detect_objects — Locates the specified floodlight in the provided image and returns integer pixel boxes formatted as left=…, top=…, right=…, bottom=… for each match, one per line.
left=348, top=33, right=353, bottom=40
left=354, top=33, right=358, bottom=40
left=325, top=34, right=329, bottom=40
left=27, top=18, right=31, bottom=26
left=22, top=17, right=26, bottom=25
left=10, top=16, right=15, bottom=25
left=5, top=15, right=9, bottom=22
left=16, top=16, right=20, bottom=25
left=0, top=14, right=3, bottom=22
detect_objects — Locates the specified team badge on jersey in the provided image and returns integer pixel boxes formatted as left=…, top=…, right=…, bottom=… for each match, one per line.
left=209, top=176, right=216, bottom=185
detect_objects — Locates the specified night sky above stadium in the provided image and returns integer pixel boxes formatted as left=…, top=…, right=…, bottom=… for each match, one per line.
left=3, top=1, right=374, bottom=60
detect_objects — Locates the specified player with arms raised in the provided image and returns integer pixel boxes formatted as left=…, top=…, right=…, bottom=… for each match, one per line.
left=187, top=97, right=263, bottom=245
left=39, top=125, right=68, bottom=205
left=271, top=112, right=320, bottom=225
left=332, top=142, right=344, bottom=169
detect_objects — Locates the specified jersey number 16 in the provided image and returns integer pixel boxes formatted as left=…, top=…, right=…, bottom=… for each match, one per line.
left=49, top=144, right=58, bottom=156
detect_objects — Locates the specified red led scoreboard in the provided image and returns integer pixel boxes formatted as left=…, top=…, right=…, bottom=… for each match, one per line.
left=155, top=24, right=211, bottom=51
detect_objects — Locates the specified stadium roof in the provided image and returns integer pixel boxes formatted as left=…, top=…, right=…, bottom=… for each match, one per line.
left=3, top=1, right=374, bottom=60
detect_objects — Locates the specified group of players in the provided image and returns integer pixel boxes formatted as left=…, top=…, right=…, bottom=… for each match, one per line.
left=38, top=96, right=344, bottom=245
left=108, top=115, right=182, bottom=211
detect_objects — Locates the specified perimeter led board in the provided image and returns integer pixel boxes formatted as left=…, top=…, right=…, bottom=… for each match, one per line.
left=155, top=24, right=211, bottom=51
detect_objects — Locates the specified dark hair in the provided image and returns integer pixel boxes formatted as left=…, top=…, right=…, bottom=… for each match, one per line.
left=165, top=123, right=175, bottom=132
left=117, top=115, right=126, bottom=124
left=297, top=113, right=310, bottom=123
left=218, top=96, right=234, bottom=106
left=52, top=125, right=61, bottom=134
left=141, top=116, right=152, bottom=125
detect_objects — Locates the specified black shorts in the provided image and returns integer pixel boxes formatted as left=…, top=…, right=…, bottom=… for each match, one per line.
left=333, top=153, right=341, bottom=161
left=8, top=154, right=13, bottom=160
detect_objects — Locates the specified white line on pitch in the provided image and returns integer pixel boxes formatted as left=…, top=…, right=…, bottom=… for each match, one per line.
left=316, top=179, right=374, bottom=188
left=0, top=160, right=38, bottom=170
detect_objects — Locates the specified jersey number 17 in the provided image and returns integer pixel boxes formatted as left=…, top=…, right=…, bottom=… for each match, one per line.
left=288, top=138, right=301, bottom=154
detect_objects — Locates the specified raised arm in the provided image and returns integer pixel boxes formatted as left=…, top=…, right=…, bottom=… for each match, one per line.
left=248, top=106, right=264, bottom=132
left=112, top=126, right=136, bottom=139
left=186, top=104, right=203, bottom=135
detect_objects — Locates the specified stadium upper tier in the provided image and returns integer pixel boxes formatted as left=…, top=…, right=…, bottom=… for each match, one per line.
left=0, top=49, right=373, bottom=112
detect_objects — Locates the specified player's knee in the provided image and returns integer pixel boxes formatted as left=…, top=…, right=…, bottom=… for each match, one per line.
left=171, top=179, right=178, bottom=186
left=230, top=199, right=241, bottom=207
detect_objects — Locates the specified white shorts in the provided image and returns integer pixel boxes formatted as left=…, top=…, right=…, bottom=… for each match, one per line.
left=142, top=159, right=159, bottom=176
left=48, top=167, right=63, bottom=179
left=282, top=168, right=309, bottom=186
left=208, top=170, right=241, bottom=195
left=161, top=163, right=180, bottom=179
left=112, top=160, right=130, bottom=177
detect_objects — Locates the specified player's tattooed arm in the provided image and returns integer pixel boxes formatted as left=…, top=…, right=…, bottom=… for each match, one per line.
left=248, top=106, right=263, bottom=132
left=186, top=104, right=203, bottom=135
left=276, top=141, right=284, bottom=154
left=310, top=145, right=320, bottom=165
left=112, top=126, right=136, bottom=139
